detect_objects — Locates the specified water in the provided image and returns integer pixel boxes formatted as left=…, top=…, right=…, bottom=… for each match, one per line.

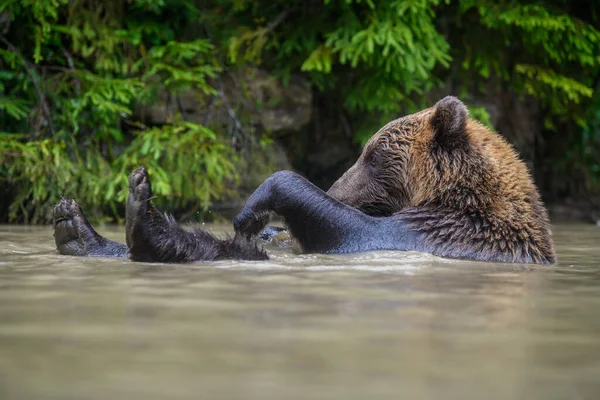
left=0, top=223, right=599, bottom=399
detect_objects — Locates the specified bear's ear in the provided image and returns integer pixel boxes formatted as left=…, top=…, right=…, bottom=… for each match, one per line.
left=430, top=96, right=468, bottom=149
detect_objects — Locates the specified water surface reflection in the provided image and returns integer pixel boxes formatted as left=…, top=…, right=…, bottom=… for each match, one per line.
left=0, top=224, right=599, bottom=399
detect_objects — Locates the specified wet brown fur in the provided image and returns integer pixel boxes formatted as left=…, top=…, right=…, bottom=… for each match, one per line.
left=327, top=96, right=556, bottom=264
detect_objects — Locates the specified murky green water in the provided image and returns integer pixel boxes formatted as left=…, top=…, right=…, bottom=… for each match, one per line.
left=0, top=224, right=599, bottom=399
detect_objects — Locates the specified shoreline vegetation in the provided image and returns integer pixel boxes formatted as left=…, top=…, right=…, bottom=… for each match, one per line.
left=1, top=1, right=599, bottom=224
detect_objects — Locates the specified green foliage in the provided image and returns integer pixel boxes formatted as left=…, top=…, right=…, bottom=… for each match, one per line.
left=457, top=1, right=600, bottom=121
left=455, top=0, right=600, bottom=190
left=0, top=96, right=28, bottom=120
left=467, top=106, right=493, bottom=129
left=115, top=121, right=237, bottom=209
left=565, top=90, right=600, bottom=192
left=228, top=0, right=451, bottom=115
left=1, top=0, right=600, bottom=223
left=0, top=0, right=237, bottom=223
left=224, top=0, right=600, bottom=186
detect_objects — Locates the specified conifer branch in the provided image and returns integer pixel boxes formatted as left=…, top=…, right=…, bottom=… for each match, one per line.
left=0, top=34, right=55, bottom=136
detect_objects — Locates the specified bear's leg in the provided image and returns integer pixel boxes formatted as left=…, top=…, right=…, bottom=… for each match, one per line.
left=53, top=198, right=130, bottom=257
left=126, top=167, right=267, bottom=263
left=234, top=171, right=419, bottom=254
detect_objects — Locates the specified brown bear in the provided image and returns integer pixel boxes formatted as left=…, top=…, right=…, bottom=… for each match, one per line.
left=234, top=96, right=556, bottom=264
left=53, top=96, right=555, bottom=264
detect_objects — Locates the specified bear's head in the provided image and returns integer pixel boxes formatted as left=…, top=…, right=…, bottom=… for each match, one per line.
left=327, top=96, right=543, bottom=222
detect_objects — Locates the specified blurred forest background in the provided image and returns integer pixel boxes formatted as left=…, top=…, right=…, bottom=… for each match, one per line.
left=1, top=0, right=599, bottom=224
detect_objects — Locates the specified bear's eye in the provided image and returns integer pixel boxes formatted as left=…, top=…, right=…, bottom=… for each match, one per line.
left=368, top=152, right=378, bottom=167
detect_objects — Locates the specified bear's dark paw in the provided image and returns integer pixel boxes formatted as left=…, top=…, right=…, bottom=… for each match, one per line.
left=233, top=208, right=271, bottom=239
left=53, top=198, right=99, bottom=256
left=125, top=166, right=168, bottom=259
left=129, top=166, right=152, bottom=202
left=126, top=166, right=153, bottom=219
